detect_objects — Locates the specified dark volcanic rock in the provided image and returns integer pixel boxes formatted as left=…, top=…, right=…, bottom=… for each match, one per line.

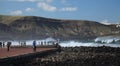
left=27, top=46, right=120, bottom=66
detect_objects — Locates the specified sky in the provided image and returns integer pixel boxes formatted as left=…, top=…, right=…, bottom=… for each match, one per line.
left=0, top=0, right=120, bottom=24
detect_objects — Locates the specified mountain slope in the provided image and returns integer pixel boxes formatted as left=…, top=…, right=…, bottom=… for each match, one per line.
left=0, top=15, right=119, bottom=40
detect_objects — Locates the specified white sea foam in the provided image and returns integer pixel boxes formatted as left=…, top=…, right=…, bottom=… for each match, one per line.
left=59, top=41, right=120, bottom=47
left=94, top=36, right=120, bottom=44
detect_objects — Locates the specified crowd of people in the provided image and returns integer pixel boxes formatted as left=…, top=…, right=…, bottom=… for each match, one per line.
left=0, top=40, right=60, bottom=52
left=0, top=42, right=11, bottom=51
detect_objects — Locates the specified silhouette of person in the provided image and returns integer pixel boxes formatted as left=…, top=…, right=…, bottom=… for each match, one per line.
left=33, top=40, right=37, bottom=52
left=0, top=42, right=2, bottom=47
left=41, top=42, right=43, bottom=46
left=3, top=42, right=5, bottom=47
left=7, top=42, right=11, bottom=51
left=23, top=42, right=26, bottom=47
left=56, top=43, right=61, bottom=53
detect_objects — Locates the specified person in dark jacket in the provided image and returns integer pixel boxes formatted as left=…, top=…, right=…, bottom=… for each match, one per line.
left=7, top=42, right=11, bottom=51
left=0, top=42, right=2, bottom=47
left=56, top=43, right=61, bottom=53
left=33, top=40, right=37, bottom=52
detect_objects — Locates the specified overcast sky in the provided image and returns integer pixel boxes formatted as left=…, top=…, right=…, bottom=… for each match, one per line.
left=0, top=0, right=120, bottom=24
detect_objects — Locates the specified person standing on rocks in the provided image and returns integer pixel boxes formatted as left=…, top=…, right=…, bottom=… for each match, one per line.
left=33, top=40, right=37, bottom=52
left=7, top=42, right=11, bottom=51
left=56, top=43, right=61, bottom=53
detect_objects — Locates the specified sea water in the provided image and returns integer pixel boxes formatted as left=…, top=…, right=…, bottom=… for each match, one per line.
left=0, top=36, right=120, bottom=47
left=60, top=36, right=120, bottom=47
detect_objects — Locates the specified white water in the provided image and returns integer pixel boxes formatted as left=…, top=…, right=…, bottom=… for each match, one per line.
left=1, top=36, right=120, bottom=47
left=60, top=41, right=120, bottom=47
left=94, top=36, right=120, bottom=44
left=60, top=36, right=120, bottom=47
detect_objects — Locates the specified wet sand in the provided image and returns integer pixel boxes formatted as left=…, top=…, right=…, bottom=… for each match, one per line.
left=27, top=46, right=120, bottom=66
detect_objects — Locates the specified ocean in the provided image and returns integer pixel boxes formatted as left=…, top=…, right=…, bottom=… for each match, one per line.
left=0, top=36, right=120, bottom=47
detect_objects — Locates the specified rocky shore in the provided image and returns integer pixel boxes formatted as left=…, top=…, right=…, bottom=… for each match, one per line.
left=26, top=46, right=120, bottom=66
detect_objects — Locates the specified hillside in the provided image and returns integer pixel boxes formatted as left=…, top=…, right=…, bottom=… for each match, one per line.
left=0, top=15, right=120, bottom=40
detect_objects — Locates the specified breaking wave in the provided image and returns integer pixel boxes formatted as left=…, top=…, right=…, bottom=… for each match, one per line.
left=60, top=36, right=120, bottom=47
left=60, top=41, right=120, bottom=47
left=94, top=36, right=120, bottom=44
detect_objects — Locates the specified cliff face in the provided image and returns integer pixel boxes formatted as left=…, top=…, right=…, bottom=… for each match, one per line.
left=0, top=15, right=120, bottom=40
